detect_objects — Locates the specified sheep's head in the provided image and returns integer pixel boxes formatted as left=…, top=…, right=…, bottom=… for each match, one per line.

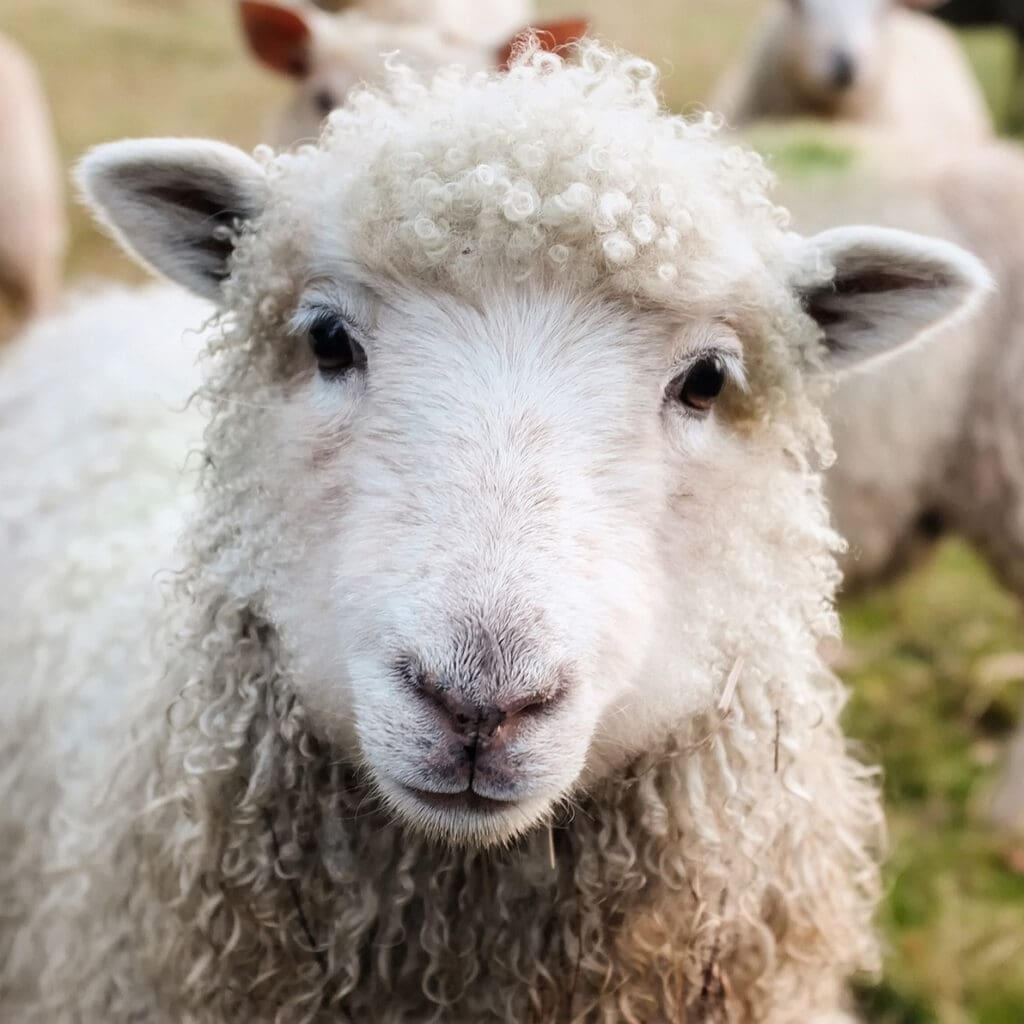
left=779, top=0, right=914, bottom=111
left=78, top=45, right=987, bottom=846
left=238, top=0, right=492, bottom=146
left=238, top=1, right=581, bottom=148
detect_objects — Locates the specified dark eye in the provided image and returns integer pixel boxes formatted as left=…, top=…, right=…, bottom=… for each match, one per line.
left=309, top=315, right=366, bottom=377
left=313, top=89, right=336, bottom=117
left=672, top=355, right=726, bottom=414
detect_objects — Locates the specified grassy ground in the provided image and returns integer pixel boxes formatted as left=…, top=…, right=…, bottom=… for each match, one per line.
left=843, top=542, right=1024, bottom=1023
left=2, top=1, right=1023, bottom=1019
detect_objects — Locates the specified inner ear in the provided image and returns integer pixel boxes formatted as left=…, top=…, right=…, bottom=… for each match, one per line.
left=239, top=0, right=313, bottom=78
left=798, top=225, right=991, bottom=373
left=496, top=19, right=589, bottom=70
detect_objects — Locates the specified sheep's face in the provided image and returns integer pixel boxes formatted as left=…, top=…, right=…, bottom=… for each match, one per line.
left=79, top=49, right=987, bottom=845
left=263, top=280, right=760, bottom=844
left=782, top=0, right=890, bottom=109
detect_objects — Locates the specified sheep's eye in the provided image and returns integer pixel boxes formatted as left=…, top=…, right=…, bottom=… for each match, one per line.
left=672, top=355, right=726, bottom=414
left=313, top=89, right=336, bottom=117
left=309, top=316, right=365, bottom=377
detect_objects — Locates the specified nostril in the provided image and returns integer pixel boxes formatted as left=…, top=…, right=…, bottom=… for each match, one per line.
left=503, top=691, right=556, bottom=720
left=829, top=51, right=856, bottom=91
left=394, top=653, right=571, bottom=742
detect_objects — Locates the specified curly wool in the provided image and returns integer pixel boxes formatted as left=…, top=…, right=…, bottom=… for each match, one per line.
left=6, top=46, right=882, bottom=1023
left=18, top=607, right=881, bottom=1023
left=298, top=47, right=791, bottom=306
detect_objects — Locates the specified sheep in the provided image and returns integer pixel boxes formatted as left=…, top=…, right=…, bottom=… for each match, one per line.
left=713, top=0, right=993, bottom=143
left=907, top=0, right=1024, bottom=128
left=238, top=0, right=585, bottom=147
left=1, top=43, right=990, bottom=1022
left=0, top=32, right=65, bottom=326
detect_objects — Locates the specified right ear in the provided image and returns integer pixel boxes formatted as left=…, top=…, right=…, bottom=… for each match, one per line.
left=76, top=138, right=268, bottom=302
left=238, top=0, right=313, bottom=78
left=496, top=18, right=590, bottom=70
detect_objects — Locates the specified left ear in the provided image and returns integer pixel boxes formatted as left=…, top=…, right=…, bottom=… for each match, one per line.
left=797, top=226, right=991, bottom=373
left=238, top=0, right=314, bottom=78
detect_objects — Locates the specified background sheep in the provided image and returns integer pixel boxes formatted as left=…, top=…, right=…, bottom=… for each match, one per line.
left=713, top=0, right=993, bottom=142
left=238, top=0, right=585, bottom=147
left=908, top=0, right=1024, bottom=128
left=1, top=45, right=989, bottom=1022
left=0, top=32, right=65, bottom=329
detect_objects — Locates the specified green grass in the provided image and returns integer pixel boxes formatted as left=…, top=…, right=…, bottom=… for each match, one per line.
left=960, top=28, right=1019, bottom=133
left=2, top=2, right=1023, bottom=1019
left=843, top=542, right=1024, bottom=1024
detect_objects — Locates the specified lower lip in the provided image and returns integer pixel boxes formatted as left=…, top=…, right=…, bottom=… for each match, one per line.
left=401, top=784, right=516, bottom=814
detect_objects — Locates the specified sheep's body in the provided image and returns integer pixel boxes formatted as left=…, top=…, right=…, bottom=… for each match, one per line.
left=0, top=283, right=207, bottom=978
left=2, top=47, right=988, bottom=1021
left=714, top=3, right=992, bottom=143
left=828, top=145, right=1023, bottom=593
left=0, top=33, right=65, bottom=322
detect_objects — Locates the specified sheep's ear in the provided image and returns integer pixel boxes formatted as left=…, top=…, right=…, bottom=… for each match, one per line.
left=798, top=226, right=991, bottom=373
left=76, top=139, right=268, bottom=302
left=238, top=0, right=313, bottom=78
left=497, top=19, right=590, bottom=70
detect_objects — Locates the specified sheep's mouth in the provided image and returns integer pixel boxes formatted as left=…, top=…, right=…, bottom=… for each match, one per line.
left=400, top=784, right=517, bottom=815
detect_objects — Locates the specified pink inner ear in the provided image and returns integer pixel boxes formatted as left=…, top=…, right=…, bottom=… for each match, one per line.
left=238, top=0, right=312, bottom=79
left=495, top=18, right=590, bottom=71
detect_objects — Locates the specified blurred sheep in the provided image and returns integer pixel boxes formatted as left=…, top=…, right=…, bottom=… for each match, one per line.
left=910, top=0, right=1024, bottom=129
left=0, top=33, right=65, bottom=324
left=713, top=0, right=992, bottom=142
left=239, top=0, right=584, bottom=147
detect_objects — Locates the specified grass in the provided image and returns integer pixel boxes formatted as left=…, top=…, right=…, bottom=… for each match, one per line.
left=2, top=1, right=1022, bottom=1019
left=842, top=542, right=1024, bottom=1023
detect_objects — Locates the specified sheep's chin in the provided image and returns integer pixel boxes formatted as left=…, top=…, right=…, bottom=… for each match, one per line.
left=374, top=775, right=557, bottom=848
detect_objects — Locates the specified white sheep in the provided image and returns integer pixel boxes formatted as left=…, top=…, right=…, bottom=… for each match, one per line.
left=713, top=0, right=992, bottom=142
left=2, top=44, right=989, bottom=1022
left=240, top=0, right=578, bottom=146
left=0, top=32, right=65, bottom=323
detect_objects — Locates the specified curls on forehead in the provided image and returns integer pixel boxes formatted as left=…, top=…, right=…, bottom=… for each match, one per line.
left=254, top=43, right=795, bottom=313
